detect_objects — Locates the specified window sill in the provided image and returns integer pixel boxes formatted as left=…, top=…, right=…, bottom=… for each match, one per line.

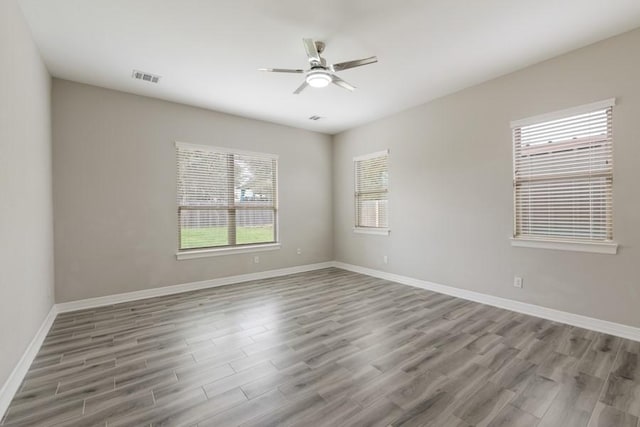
left=353, top=228, right=390, bottom=236
left=176, top=243, right=281, bottom=260
left=510, top=237, right=618, bottom=255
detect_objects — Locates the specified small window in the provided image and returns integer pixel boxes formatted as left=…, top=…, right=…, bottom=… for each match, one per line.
left=512, top=100, right=614, bottom=244
left=354, top=150, right=389, bottom=233
left=176, top=142, right=278, bottom=251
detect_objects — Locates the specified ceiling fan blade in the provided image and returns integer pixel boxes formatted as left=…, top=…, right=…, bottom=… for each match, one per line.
left=258, top=68, right=305, bottom=73
left=303, top=38, right=321, bottom=64
left=331, top=75, right=356, bottom=91
left=293, top=81, right=308, bottom=95
left=332, top=56, right=378, bottom=72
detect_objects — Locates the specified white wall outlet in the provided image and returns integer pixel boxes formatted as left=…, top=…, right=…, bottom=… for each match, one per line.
left=253, top=256, right=260, bottom=264
left=296, top=248, right=302, bottom=255
left=513, top=276, right=523, bottom=288
left=383, top=255, right=388, bottom=264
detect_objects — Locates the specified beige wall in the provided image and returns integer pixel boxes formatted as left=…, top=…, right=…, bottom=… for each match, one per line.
left=52, top=80, right=333, bottom=302
left=0, top=0, right=54, bottom=388
left=333, top=28, right=640, bottom=327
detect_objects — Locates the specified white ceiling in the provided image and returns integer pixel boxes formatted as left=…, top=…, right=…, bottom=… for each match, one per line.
left=18, top=0, right=640, bottom=134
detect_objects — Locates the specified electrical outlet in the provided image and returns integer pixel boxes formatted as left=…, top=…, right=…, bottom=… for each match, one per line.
left=253, top=256, right=260, bottom=264
left=513, top=277, right=523, bottom=288
left=383, top=255, right=388, bottom=264
left=296, top=248, right=302, bottom=255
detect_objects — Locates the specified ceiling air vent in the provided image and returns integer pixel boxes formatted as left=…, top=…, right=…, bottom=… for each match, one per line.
left=308, top=115, right=324, bottom=121
left=132, top=69, right=161, bottom=84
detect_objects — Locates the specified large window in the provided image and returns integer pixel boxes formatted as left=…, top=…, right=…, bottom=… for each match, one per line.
left=176, top=142, right=278, bottom=251
left=512, top=99, right=615, bottom=250
left=354, top=150, right=389, bottom=233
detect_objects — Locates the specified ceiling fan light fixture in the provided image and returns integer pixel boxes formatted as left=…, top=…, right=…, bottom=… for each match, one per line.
left=306, top=70, right=332, bottom=88
left=260, top=38, right=377, bottom=94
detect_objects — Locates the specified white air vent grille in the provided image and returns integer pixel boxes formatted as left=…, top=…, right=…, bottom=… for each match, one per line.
left=132, top=70, right=161, bottom=84
left=309, top=115, right=324, bottom=121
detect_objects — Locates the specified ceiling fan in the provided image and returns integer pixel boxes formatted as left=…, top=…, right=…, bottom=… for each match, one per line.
left=259, top=38, right=378, bottom=94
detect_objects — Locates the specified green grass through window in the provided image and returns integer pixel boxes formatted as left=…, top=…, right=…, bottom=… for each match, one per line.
left=180, top=226, right=274, bottom=249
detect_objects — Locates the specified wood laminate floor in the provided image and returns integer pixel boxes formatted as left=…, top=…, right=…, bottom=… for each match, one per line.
left=2, top=268, right=639, bottom=427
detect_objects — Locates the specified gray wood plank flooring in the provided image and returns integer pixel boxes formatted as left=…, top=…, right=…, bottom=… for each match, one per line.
left=2, top=268, right=639, bottom=426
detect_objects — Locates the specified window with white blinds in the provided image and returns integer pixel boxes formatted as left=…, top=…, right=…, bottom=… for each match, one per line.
left=176, top=142, right=278, bottom=251
left=512, top=99, right=614, bottom=243
left=354, top=150, right=389, bottom=231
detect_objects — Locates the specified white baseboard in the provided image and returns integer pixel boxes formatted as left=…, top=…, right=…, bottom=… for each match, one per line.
left=334, top=262, right=640, bottom=342
left=0, top=305, right=58, bottom=420
left=56, top=261, right=335, bottom=313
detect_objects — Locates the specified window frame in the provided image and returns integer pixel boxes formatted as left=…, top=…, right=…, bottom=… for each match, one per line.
left=353, top=149, right=390, bottom=235
left=175, top=142, right=280, bottom=259
left=510, top=99, right=618, bottom=255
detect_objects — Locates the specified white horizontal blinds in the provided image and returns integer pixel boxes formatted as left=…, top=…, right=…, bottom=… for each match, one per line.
left=513, top=104, right=613, bottom=241
left=233, top=153, right=277, bottom=245
left=355, top=151, right=389, bottom=229
left=177, top=143, right=277, bottom=250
